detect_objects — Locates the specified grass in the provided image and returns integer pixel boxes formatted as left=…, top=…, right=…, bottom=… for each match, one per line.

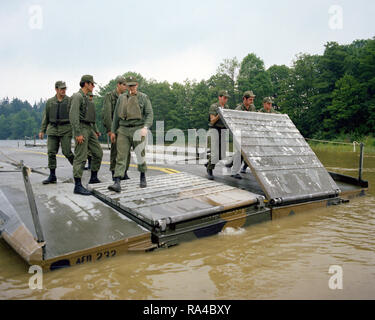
left=307, top=136, right=375, bottom=154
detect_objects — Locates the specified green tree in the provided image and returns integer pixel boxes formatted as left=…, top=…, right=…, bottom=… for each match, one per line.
left=237, top=53, right=272, bottom=107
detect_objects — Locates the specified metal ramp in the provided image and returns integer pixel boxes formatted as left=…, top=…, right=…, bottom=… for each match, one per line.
left=88, top=172, right=264, bottom=231
left=218, top=109, right=341, bottom=205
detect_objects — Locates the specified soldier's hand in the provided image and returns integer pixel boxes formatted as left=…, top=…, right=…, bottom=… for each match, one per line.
left=140, top=127, right=148, bottom=137
left=110, top=133, right=116, bottom=144
left=38, top=132, right=44, bottom=140
left=96, top=132, right=101, bottom=138
left=76, top=135, right=85, bottom=144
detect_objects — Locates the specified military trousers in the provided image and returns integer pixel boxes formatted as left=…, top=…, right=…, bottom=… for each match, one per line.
left=110, top=141, right=130, bottom=172
left=73, top=123, right=103, bottom=178
left=207, top=127, right=228, bottom=170
left=114, top=126, right=147, bottom=178
left=47, top=134, right=74, bottom=169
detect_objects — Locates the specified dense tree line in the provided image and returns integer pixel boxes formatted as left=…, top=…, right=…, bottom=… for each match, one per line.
left=0, top=98, right=45, bottom=139
left=1, top=37, right=374, bottom=141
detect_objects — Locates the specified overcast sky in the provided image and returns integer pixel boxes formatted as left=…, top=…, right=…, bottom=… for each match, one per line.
left=0, top=0, right=374, bottom=103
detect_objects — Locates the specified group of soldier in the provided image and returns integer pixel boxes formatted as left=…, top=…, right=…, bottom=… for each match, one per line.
left=39, top=75, right=153, bottom=195
left=206, top=89, right=279, bottom=181
left=39, top=74, right=277, bottom=195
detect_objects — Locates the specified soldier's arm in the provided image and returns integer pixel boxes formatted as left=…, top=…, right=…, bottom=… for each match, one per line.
left=93, top=123, right=100, bottom=134
left=209, top=105, right=220, bottom=126
left=143, top=95, right=154, bottom=129
left=40, top=100, right=49, bottom=133
left=69, top=93, right=82, bottom=137
left=111, top=96, right=121, bottom=134
left=102, top=94, right=112, bottom=133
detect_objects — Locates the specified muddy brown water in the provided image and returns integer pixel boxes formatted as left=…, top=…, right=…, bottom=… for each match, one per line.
left=0, top=143, right=374, bottom=300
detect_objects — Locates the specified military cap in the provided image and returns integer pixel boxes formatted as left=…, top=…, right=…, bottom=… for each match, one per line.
left=80, top=74, right=96, bottom=84
left=263, top=97, right=273, bottom=103
left=115, top=75, right=126, bottom=84
left=55, top=81, right=67, bottom=89
left=218, top=90, right=230, bottom=97
left=125, top=76, right=138, bottom=86
left=243, top=91, right=256, bottom=98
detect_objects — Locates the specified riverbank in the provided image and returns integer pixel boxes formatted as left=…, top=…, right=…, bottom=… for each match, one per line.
left=308, top=136, right=375, bottom=154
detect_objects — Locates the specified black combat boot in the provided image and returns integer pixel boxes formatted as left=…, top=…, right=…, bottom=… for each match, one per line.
left=140, top=172, right=147, bottom=188
left=207, top=168, right=214, bottom=180
left=67, top=155, right=74, bottom=166
left=231, top=173, right=242, bottom=180
left=108, top=177, right=121, bottom=193
left=121, top=171, right=130, bottom=180
left=42, top=169, right=57, bottom=184
left=73, top=178, right=91, bottom=196
left=225, top=160, right=233, bottom=168
left=240, top=163, right=248, bottom=174
left=88, top=171, right=101, bottom=184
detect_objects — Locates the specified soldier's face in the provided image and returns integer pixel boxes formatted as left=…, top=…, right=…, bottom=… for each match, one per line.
left=118, top=83, right=127, bottom=94
left=218, top=96, right=228, bottom=105
left=128, top=84, right=138, bottom=95
left=56, top=88, right=66, bottom=98
left=86, top=82, right=95, bottom=93
left=264, top=102, right=272, bottom=111
left=243, top=97, right=253, bottom=107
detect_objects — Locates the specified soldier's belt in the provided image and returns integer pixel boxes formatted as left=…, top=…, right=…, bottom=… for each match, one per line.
left=80, top=120, right=95, bottom=125
left=51, top=120, right=70, bottom=126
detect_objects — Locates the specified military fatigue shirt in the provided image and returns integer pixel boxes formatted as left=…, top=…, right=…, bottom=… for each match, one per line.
left=40, top=95, right=72, bottom=136
left=102, top=89, right=119, bottom=133
left=111, top=91, right=153, bottom=133
left=69, top=89, right=99, bottom=137
left=235, top=103, right=256, bottom=112
left=208, top=103, right=229, bottom=128
left=258, top=107, right=280, bottom=114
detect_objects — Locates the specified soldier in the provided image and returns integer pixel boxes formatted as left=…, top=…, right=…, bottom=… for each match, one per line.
left=206, top=90, right=230, bottom=180
left=69, top=75, right=103, bottom=195
left=108, top=76, right=153, bottom=192
left=102, top=75, right=129, bottom=180
left=39, top=81, right=74, bottom=184
left=236, top=90, right=256, bottom=112
left=231, top=91, right=257, bottom=178
left=259, top=97, right=279, bottom=113
left=83, top=92, right=95, bottom=171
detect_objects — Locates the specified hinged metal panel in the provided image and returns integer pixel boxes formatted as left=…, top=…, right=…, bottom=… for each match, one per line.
left=89, top=173, right=263, bottom=229
left=218, top=109, right=341, bottom=204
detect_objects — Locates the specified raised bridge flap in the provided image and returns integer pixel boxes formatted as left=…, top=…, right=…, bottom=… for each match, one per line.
left=218, top=109, right=341, bottom=205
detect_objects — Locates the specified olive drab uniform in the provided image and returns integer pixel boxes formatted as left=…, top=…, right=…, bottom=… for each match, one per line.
left=69, top=89, right=103, bottom=179
left=259, top=107, right=280, bottom=114
left=111, top=91, right=153, bottom=178
left=259, top=97, right=279, bottom=114
left=103, top=89, right=130, bottom=174
left=206, top=102, right=229, bottom=171
left=231, top=102, right=256, bottom=176
left=235, top=103, right=256, bottom=112
left=40, top=95, right=74, bottom=169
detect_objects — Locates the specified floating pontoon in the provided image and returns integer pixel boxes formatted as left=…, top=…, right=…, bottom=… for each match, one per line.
left=0, top=111, right=368, bottom=271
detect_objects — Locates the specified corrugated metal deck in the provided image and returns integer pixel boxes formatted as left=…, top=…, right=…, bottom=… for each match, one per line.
left=218, top=109, right=341, bottom=205
left=88, top=172, right=264, bottom=231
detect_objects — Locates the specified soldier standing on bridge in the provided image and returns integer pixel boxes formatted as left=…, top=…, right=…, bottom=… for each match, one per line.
left=205, top=90, right=230, bottom=180
left=232, top=91, right=257, bottom=178
left=69, top=75, right=103, bottom=195
left=102, top=76, right=129, bottom=180
left=259, top=97, right=279, bottom=114
left=39, top=81, right=74, bottom=184
left=108, top=76, right=153, bottom=192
